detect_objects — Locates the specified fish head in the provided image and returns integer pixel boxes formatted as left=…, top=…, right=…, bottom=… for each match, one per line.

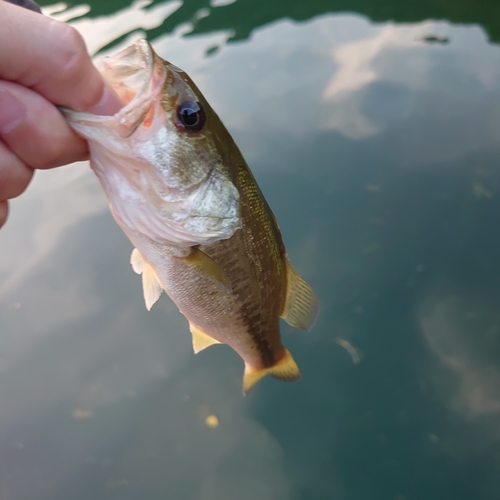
left=62, top=39, right=241, bottom=247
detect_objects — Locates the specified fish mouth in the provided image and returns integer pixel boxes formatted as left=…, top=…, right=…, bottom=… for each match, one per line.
left=96, top=39, right=166, bottom=137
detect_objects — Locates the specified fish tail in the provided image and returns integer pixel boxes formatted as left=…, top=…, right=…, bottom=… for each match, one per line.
left=242, top=348, right=301, bottom=394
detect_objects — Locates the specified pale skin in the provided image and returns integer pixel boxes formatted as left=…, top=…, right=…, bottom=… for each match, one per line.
left=0, top=1, right=122, bottom=228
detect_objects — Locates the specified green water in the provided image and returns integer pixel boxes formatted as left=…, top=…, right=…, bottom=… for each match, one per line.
left=2, top=0, right=500, bottom=498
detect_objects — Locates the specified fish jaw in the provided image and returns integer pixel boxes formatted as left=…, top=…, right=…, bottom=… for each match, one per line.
left=61, top=39, right=166, bottom=142
left=61, top=40, right=242, bottom=247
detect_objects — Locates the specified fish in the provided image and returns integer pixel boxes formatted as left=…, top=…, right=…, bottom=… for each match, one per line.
left=62, top=39, right=319, bottom=393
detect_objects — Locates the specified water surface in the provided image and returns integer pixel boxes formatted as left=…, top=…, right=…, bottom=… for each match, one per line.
left=2, top=0, right=500, bottom=499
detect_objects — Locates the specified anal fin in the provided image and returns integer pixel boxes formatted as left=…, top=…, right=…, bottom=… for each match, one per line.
left=189, top=322, right=221, bottom=354
left=281, top=260, right=319, bottom=331
left=243, top=348, right=301, bottom=394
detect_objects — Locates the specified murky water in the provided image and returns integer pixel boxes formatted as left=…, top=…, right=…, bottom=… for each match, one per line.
left=2, top=0, right=500, bottom=498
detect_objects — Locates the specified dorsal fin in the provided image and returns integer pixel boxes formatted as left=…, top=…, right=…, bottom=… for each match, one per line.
left=189, top=322, right=221, bottom=354
left=242, top=348, right=301, bottom=394
left=281, top=260, right=319, bottom=331
left=130, top=248, right=163, bottom=311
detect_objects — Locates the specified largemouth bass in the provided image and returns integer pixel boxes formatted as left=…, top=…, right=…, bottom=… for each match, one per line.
left=62, top=40, right=319, bottom=393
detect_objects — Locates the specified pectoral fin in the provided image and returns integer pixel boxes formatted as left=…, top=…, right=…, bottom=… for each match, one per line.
left=130, top=248, right=163, bottom=311
left=182, top=247, right=232, bottom=292
left=189, top=322, right=221, bottom=354
left=281, top=260, right=319, bottom=331
left=242, top=348, right=301, bottom=394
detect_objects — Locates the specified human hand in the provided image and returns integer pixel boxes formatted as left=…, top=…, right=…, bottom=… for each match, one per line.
left=0, top=1, right=123, bottom=228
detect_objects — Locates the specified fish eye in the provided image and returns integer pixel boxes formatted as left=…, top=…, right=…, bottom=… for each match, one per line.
left=176, top=101, right=206, bottom=132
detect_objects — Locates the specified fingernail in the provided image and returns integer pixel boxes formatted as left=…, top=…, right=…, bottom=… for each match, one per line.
left=4, top=0, right=42, bottom=14
left=0, top=90, right=26, bottom=135
left=87, top=85, right=124, bottom=116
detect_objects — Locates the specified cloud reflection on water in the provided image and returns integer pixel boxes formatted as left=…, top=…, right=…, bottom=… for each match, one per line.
left=420, top=294, right=500, bottom=420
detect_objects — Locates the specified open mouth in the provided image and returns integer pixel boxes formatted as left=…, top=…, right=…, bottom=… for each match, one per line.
left=97, top=39, right=166, bottom=137
left=98, top=40, right=155, bottom=104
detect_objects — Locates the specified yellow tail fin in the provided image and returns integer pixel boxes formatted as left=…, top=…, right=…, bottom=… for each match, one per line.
left=242, top=348, right=301, bottom=394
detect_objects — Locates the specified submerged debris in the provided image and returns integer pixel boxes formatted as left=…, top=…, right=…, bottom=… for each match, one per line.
left=335, top=338, right=361, bottom=364
left=205, top=415, right=220, bottom=428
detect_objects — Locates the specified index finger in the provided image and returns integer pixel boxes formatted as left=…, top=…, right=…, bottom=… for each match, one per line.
left=0, top=1, right=111, bottom=112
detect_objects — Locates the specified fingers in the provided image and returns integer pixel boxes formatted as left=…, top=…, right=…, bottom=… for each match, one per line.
left=0, top=139, right=34, bottom=199
left=0, top=2, right=124, bottom=231
left=0, top=141, right=32, bottom=231
left=0, top=79, right=88, bottom=231
left=0, top=80, right=89, bottom=169
left=0, top=200, right=8, bottom=229
left=0, top=97, right=35, bottom=231
left=0, top=1, right=122, bottom=115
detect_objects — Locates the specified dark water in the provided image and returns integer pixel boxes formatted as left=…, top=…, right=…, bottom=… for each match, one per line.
left=2, top=0, right=500, bottom=498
